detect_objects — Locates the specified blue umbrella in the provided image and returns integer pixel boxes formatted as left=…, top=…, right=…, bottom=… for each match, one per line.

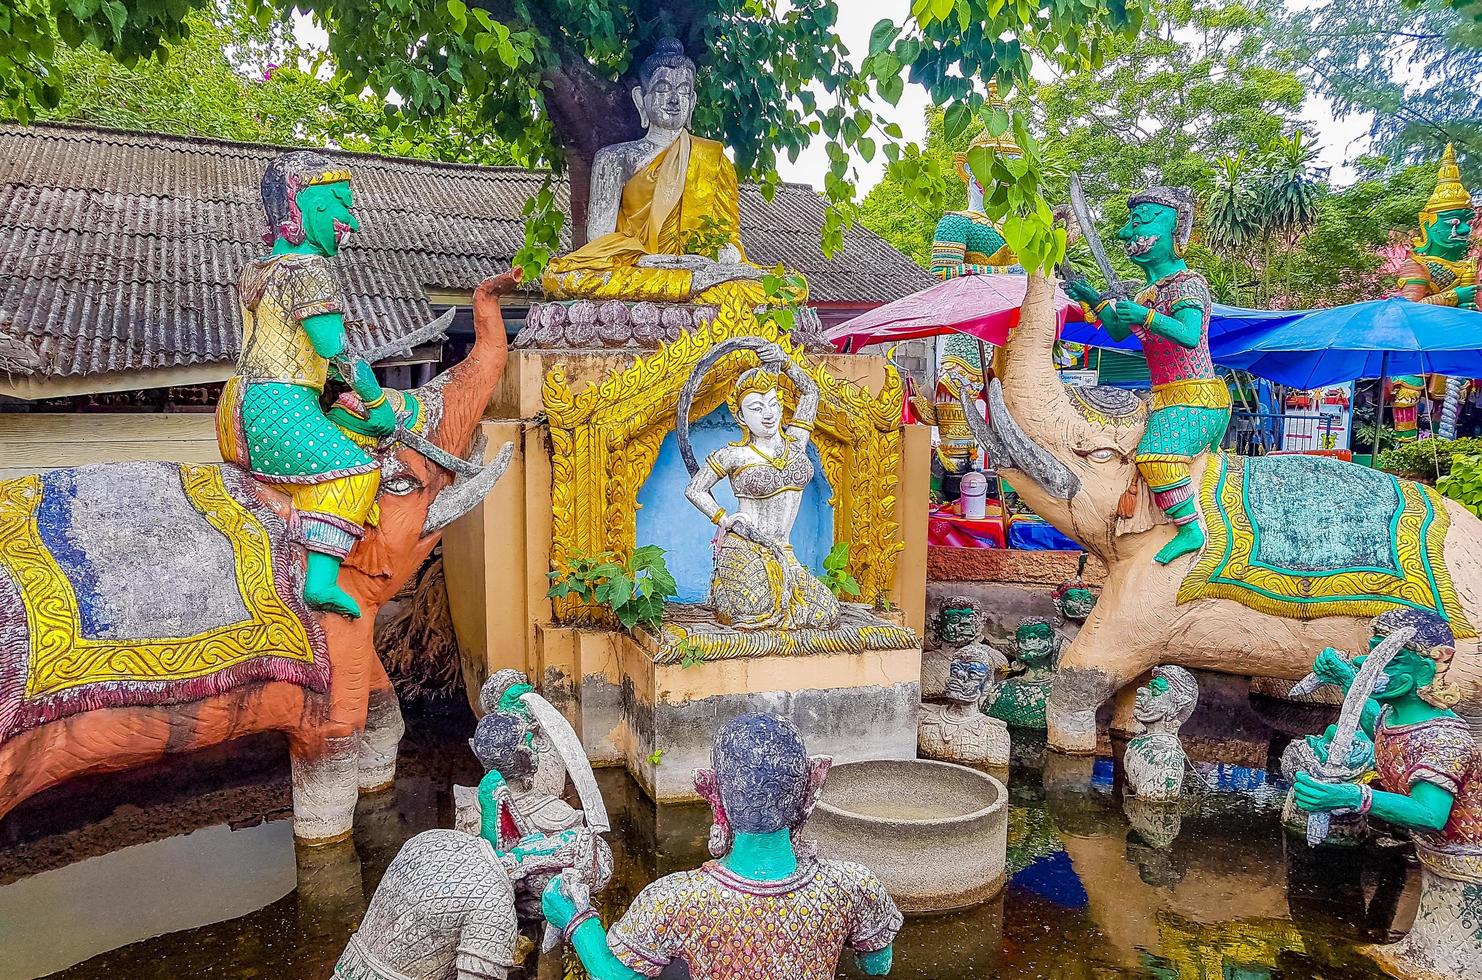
left=1061, top=304, right=1308, bottom=369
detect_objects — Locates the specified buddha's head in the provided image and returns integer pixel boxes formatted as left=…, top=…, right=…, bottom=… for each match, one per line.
left=261, top=150, right=358, bottom=256
left=1119, top=185, right=1194, bottom=268
left=1132, top=665, right=1198, bottom=734
left=634, top=37, right=697, bottom=134
left=937, top=595, right=982, bottom=647
left=1360, top=608, right=1461, bottom=709
left=728, top=366, right=783, bottom=442
left=945, top=644, right=1009, bottom=708
left=1014, top=617, right=1058, bottom=669
left=1415, top=144, right=1474, bottom=261
left=694, top=714, right=831, bottom=856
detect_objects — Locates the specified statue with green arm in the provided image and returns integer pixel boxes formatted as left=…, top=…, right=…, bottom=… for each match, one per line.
left=1291, top=608, right=1482, bottom=980
left=540, top=714, right=902, bottom=980
left=1065, top=185, right=1229, bottom=564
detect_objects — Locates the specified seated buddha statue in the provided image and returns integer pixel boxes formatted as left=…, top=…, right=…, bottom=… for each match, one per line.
left=542, top=39, right=805, bottom=307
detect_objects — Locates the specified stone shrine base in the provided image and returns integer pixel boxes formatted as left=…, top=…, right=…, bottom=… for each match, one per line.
left=532, top=607, right=922, bottom=803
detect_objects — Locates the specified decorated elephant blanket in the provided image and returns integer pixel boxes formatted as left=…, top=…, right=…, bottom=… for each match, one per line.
left=0, top=461, right=328, bottom=742
left=1178, top=453, right=1474, bottom=637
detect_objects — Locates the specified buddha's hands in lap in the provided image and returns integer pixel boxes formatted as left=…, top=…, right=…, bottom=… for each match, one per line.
left=692, top=260, right=766, bottom=293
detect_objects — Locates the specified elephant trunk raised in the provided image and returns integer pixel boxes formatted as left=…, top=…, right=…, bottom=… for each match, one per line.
left=961, top=274, right=1482, bottom=753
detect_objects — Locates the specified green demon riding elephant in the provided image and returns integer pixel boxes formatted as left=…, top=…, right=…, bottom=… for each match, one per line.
left=1066, top=186, right=1230, bottom=564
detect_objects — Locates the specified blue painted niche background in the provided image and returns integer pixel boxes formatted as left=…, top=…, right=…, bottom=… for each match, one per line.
left=635, top=405, right=834, bottom=602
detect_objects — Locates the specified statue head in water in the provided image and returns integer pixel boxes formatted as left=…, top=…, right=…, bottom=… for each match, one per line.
left=470, top=711, right=538, bottom=790
left=1014, top=617, right=1059, bottom=670
left=633, top=37, right=697, bottom=135
left=937, top=595, right=983, bottom=647
left=944, top=644, right=1006, bottom=708
left=1415, top=145, right=1474, bottom=262
left=260, top=150, right=358, bottom=256
left=693, top=714, right=831, bottom=858
left=1132, top=665, right=1199, bottom=736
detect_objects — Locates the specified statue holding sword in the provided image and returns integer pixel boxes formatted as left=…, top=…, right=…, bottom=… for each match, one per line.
left=1064, top=178, right=1230, bottom=564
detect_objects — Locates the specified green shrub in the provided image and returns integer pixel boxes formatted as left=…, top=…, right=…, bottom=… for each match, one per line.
left=1377, top=437, right=1482, bottom=484
left=547, top=545, right=679, bottom=631
left=820, top=541, right=861, bottom=599
left=1437, top=454, right=1482, bottom=518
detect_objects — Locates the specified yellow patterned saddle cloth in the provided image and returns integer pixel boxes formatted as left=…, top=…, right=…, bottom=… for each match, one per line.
left=0, top=461, right=328, bottom=742
left=1177, top=453, right=1474, bottom=637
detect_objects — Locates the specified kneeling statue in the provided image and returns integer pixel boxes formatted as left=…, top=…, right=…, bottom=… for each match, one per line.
left=1293, top=609, right=1481, bottom=980
left=541, top=714, right=902, bottom=979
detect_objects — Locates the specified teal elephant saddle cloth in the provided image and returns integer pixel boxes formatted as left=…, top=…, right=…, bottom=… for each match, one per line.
left=0, top=461, right=329, bottom=742
left=1178, top=453, right=1475, bottom=637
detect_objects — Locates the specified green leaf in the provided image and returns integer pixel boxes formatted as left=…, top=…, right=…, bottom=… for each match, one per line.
left=944, top=102, right=972, bottom=144
left=877, top=73, right=904, bottom=106
left=868, top=18, right=901, bottom=56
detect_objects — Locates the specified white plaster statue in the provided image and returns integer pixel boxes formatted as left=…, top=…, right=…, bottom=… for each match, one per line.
left=919, top=643, right=1012, bottom=766
left=1123, top=665, right=1199, bottom=801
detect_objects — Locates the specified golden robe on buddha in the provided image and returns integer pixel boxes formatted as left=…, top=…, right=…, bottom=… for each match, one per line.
left=541, top=133, right=806, bottom=306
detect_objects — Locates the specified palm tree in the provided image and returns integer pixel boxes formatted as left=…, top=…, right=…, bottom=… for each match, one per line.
left=1204, top=152, right=1263, bottom=303
left=1259, top=131, right=1326, bottom=307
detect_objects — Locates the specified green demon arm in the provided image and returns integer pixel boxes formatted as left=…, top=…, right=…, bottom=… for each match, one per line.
left=1112, top=301, right=1201, bottom=348
left=541, top=877, right=644, bottom=980
left=1294, top=772, right=1455, bottom=833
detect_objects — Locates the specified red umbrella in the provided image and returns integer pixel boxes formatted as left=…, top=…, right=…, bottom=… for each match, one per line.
left=827, top=274, right=1085, bottom=352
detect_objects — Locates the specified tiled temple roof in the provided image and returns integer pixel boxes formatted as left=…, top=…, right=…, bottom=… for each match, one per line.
left=0, top=122, right=932, bottom=381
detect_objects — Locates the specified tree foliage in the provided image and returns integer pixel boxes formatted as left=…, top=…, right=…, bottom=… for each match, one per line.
left=1277, top=0, right=1482, bottom=181
left=3, top=0, right=1146, bottom=266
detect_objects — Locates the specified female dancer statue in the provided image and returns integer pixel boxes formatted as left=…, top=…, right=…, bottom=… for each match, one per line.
left=679, top=339, right=841, bottom=630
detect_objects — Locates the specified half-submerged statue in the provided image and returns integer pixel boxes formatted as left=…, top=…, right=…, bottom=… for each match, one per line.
left=1065, top=184, right=1229, bottom=564
left=680, top=338, right=841, bottom=630
left=919, top=643, right=1011, bottom=766
left=922, top=594, right=1002, bottom=697
left=1052, top=554, right=1097, bottom=622
left=541, top=714, right=903, bottom=979
left=541, top=39, right=799, bottom=309
left=987, top=617, right=1061, bottom=729
left=1123, top=666, right=1198, bottom=801
left=218, top=151, right=401, bottom=618
left=1293, top=609, right=1481, bottom=980
left=0, top=152, right=518, bottom=839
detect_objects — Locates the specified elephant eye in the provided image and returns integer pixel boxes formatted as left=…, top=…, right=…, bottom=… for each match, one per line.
left=383, top=475, right=422, bottom=495
left=1079, top=447, right=1120, bottom=463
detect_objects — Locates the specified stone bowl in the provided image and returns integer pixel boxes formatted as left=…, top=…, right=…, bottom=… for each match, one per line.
left=808, top=759, right=1007, bottom=914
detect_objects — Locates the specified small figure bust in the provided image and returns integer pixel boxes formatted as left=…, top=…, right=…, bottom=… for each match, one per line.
left=683, top=344, right=841, bottom=630
left=919, top=644, right=1011, bottom=766
left=922, top=594, right=1003, bottom=697
left=1123, top=666, right=1199, bottom=801
left=987, top=617, right=1061, bottom=729
left=541, top=714, right=903, bottom=980
left=541, top=39, right=804, bottom=308
left=1052, top=555, right=1097, bottom=622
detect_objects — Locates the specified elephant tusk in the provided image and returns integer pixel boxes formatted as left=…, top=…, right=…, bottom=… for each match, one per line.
left=961, top=380, right=1081, bottom=501
left=422, top=440, right=515, bottom=534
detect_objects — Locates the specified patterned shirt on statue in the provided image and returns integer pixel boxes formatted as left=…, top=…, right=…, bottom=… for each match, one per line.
left=1375, top=709, right=1482, bottom=846
left=1128, top=270, right=1219, bottom=392
left=608, top=857, right=903, bottom=980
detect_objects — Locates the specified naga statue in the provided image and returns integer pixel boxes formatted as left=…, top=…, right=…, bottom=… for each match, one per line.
left=1066, top=184, right=1228, bottom=564
left=680, top=338, right=840, bottom=630
left=1123, top=666, right=1199, bottom=801
left=918, top=642, right=1011, bottom=767
left=218, top=151, right=408, bottom=618
left=540, top=714, right=903, bottom=980
left=1293, top=609, right=1481, bottom=980
left=1394, top=145, right=1476, bottom=439
left=541, top=39, right=802, bottom=310
left=987, top=617, right=1061, bottom=729
left=929, top=82, right=1025, bottom=281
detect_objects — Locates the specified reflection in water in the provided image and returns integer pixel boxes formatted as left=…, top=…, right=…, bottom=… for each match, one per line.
left=0, top=708, right=1417, bottom=980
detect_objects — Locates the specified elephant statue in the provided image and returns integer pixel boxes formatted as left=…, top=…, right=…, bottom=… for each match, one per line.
left=0, top=273, right=520, bottom=842
left=963, top=274, right=1482, bottom=753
